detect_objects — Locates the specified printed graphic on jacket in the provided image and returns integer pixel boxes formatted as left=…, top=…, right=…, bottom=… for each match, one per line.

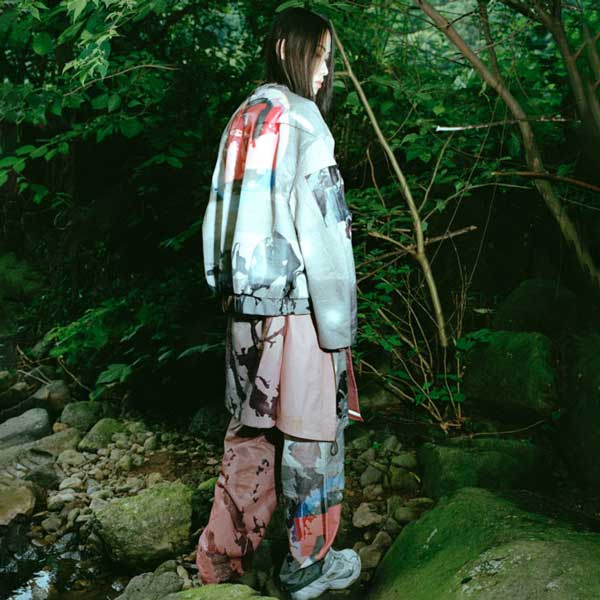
left=305, top=165, right=353, bottom=240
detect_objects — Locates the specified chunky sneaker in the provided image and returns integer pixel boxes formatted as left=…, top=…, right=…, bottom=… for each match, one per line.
left=290, top=548, right=362, bottom=600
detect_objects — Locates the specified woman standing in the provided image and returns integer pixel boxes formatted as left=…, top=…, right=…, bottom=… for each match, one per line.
left=197, top=8, right=363, bottom=599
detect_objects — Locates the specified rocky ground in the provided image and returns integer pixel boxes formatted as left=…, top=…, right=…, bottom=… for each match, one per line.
left=0, top=365, right=433, bottom=600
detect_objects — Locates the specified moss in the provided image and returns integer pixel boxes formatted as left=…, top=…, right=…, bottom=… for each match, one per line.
left=165, top=584, right=278, bottom=600
left=78, top=417, right=126, bottom=451
left=463, top=330, right=556, bottom=419
left=369, top=487, right=600, bottom=600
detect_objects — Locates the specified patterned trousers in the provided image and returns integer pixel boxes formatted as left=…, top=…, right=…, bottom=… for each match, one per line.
left=195, top=413, right=346, bottom=592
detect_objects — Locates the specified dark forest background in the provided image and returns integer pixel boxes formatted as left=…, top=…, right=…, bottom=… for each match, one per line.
left=2, top=0, right=600, bottom=435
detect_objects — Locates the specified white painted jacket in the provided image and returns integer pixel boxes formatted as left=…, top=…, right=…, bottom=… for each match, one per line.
left=202, top=83, right=357, bottom=350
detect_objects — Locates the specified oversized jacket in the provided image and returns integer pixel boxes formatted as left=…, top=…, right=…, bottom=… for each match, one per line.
left=202, top=82, right=357, bottom=350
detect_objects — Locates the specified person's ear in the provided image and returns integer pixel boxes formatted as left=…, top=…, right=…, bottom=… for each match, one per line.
left=276, top=38, right=286, bottom=61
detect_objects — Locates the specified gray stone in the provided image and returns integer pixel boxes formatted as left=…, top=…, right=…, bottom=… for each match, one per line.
left=359, top=544, right=383, bottom=570
left=60, top=401, right=103, bottom=432
left=115, top=570, right=182, bottom=600
left=353, top=502, right=384, bottom=528
left=31, top=380, right=71, bottom=414
left=0, top=407, right=50, bottom=450
left=360, top=465, right=384, bottom=487
left=0, top=476, right=37, bottom=526
left=57, top=448, right=86, bottom=466
left=388, top=466, right=420, bottom=493
left=391, top=451, right=418, bottom=470
left=0, top=370, right=17, bottom=393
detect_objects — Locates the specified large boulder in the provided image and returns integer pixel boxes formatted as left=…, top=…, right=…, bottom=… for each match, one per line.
left=417, top=437, right=553, bottom=499
left=115, top=560, right=183, bottom=600
left=492, top=278, right=577, bottom=337
left=561, top=333, right=600, bottom=492
left=92, top=481, right=193, bottom=568
left=463, top=330, right=557, bottom=420
left=368, top=486, right=600, bottom=600
left=78, top=417, right=126, bottom=452
left=0, top=408, right=50, bottom=450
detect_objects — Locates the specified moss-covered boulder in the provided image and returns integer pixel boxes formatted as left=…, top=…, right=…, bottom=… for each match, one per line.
left=417, top=437, right=553, bottom=499
left=78, top=417, right=126, bottom=452
left=561, top=333, right=600, bottom=492
left=492, top=278, right=577, bottom=337
left=368, top=487, right=600, bottom=600
left=60, top=400, right=104, bottom=432
left=463, top=330, right=556, bottom=420
left=165, top=584, right=279, bottom=600
left=92, top=481, right=193, bottom=568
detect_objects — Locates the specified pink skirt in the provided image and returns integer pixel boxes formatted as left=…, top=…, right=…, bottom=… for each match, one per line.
left=224, top=313, right=362, bottom=441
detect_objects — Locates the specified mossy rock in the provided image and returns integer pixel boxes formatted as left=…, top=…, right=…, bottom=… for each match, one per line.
left=78, top=417, right=126, bottom=452
left=492, top=278, right=577, bottom=337
left=93, top=481, right=193, bottom=568
left=417, top=437, right=553, bottom=499
left=165, top=584, right=279, bottom=600
left=463, top=330, right=556, bottom=420
left=562, top=333, right=600, bottom=491
left=368, top=486, right=600, bottom=600
left=60, top=401, right=104, bottom=433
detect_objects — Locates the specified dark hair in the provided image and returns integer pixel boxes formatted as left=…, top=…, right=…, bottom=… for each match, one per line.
left=263, top=8, right=334, bottom=116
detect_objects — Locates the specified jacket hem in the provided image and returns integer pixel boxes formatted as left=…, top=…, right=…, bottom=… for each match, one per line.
left=232, top=293, right=312, bottom=316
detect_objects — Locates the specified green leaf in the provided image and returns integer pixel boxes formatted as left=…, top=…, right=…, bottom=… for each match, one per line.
left=120, top=118, right=143, bottom=139
left=66, top=0, right=87, bottom=22
left=96, top=363, right=133, bottom=385
left=107, top=93, right=121, bottom=112
left=32, top=32, right=53, bottom=55
left=15, top=145, right=36, bottom=156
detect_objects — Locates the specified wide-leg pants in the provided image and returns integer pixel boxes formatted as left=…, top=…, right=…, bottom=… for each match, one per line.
left=195, top=413, right=346, bottom=592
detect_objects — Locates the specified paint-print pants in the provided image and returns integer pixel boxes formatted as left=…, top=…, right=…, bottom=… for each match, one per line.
left=195, top=415, right=346, bottom=592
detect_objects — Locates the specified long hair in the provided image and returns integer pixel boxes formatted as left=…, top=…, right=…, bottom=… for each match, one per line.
left=263, top=8, right=334, bottom=117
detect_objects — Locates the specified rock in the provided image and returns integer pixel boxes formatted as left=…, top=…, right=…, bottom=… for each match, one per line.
left=358, top=447, right=376, bottom=463
left=387, top=466, right=420, bottom=493
left=0, top=381, right=30, bottom=407
left=33, top=427, right=81, bottom=456
left=144, top=436, right=157, bottom=452
left=382, top=517, right=402, bottom=537
left=31, top=380, right=71, bottom=415
left=381, top=435, right=401, bottom=453
left=60, top=401, right=103, bottom=433
left=362, top=483, right=384, bottom=501
left=30, top=337, right=54, bottom=361
left=0, top=477, right=37, bottom=526
left=359, top=544, right=383, bottom=570
left=360, top=465, right=384, bottom=487
left=348, top=432, right=374, bottom=451
left=391, top=451, right=418, bottom=470
left=417, top=437, right=553, bottom=499
left=78, top=418, right=126, bottom=452
left=353, top=502, right=384, bottom=528
left=59, top=475, right=84, bottom=491
left=463, top=331, right=557, bottom=421
left=117, top=454, right=132, bottom=471
left=0, top=370, right=17, bottom=393
left=164, top=583, right=280, bottom=600
left=373, top=530, right=392, bottom=550
left=147, top=472, right=163, bottom=487
left=126, top=421, right=148, bottom=435
left=47, top=491, right=76, bottom=511
left=562, top=333, right=600, bottom=492
left=114, top=569, right=182, bottom=600
left=25, top=463, right=60, bottom=490
left=41, top=514, right=62, bottom=533
left=0, top=408, right=51, bottom=450
left=368, top=486, right=600, bottom=600
left=492, top=278, right=577, bottom=338
left=392, top=506, right=421, bottom=524
left=57, top=448, right=86, bottom=467
left=92, top=481, right=193, bottom=568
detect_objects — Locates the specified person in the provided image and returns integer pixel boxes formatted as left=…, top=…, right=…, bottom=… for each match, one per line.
left=196, top=7, right=363, bottom=599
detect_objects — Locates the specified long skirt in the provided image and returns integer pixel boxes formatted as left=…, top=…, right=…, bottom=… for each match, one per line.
left=195, top=312, right=361, bottom=590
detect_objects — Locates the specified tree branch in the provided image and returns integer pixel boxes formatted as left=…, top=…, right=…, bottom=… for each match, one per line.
left=492, top=170, right=600, bottom=194
left=332, top=23, right=449, bottom=347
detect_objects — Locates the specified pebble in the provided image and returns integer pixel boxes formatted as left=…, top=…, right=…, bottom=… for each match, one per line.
left=358, top=544, right=382, bottom=569
left=352, top=502, right=384, bottom=528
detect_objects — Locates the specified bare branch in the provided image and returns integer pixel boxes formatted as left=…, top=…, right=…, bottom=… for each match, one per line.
left=492, top=170, right=600, bottom=193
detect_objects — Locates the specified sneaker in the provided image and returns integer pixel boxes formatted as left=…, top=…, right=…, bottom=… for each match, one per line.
left=290, top=548, right=361, bottom=600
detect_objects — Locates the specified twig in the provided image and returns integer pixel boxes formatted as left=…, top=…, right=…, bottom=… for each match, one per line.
left=64, top=63, right=180, bottom=96
left=57, top=356, right=92, bottom=392
left=452, top=418, right=548, bottom=439
left=492, top=170, right=600, bottom=193
left=435, top=116, right=576, bottom=131
left=333, top=24, right=448, bottom=347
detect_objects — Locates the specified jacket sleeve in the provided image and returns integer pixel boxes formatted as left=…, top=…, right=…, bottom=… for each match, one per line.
left=293, top=133, right=357, bottom=350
